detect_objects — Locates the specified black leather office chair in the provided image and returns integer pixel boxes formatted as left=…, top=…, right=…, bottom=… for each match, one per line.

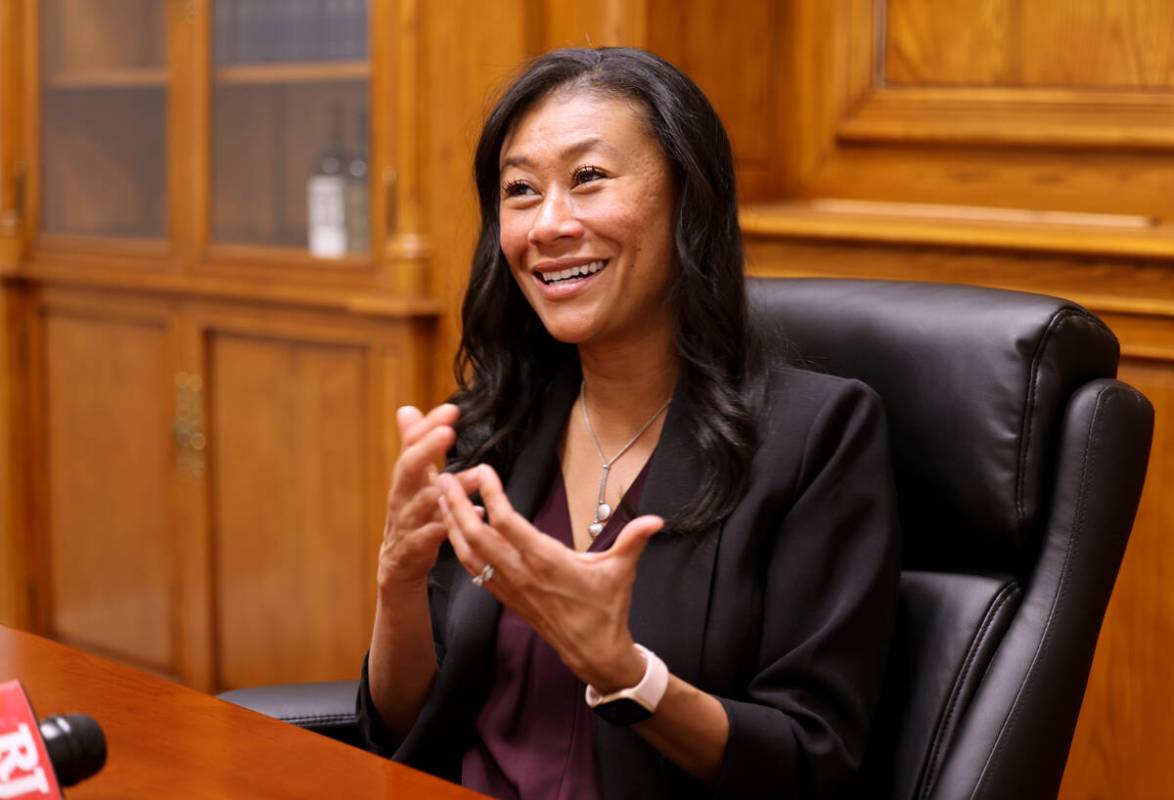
left=221, top=278, right=1153, bottom=799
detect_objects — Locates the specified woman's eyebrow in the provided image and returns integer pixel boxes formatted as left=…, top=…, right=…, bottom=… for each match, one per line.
left=500, top=136, right=618, bottom=170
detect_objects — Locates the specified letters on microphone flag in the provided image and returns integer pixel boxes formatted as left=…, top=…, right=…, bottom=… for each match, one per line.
left=0, top=680, right=62, bottom=800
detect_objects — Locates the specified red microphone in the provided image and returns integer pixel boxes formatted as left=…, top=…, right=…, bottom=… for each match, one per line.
left=0, top=680, right=106, bottom=798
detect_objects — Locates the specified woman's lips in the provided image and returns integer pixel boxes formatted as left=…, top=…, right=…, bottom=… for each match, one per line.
left=531, top=259, right=609, bottom=299
left=538, top=259, right=607, bottom=284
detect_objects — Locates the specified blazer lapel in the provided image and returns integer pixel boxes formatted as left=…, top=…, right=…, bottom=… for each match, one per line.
left=595, top=383, right=721, bottom=796
left=503, top=366, right=581, bottom=518
left=631, top=386, right=720, bottom=686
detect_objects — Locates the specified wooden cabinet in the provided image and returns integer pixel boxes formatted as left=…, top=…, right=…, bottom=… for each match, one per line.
left=0, top=0, right=439, bottom=692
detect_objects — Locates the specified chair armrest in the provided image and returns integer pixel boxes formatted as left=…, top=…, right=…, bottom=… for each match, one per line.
left=218, top=680, right=362, bottom=747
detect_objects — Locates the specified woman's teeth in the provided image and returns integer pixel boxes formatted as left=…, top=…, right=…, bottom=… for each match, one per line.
left=540, top=260, right=606, bottom=284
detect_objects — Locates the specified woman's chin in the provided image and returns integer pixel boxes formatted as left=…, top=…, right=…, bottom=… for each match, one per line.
left=544, top=328, right=595, bottom=346
left=539, top=319, right=604, bottom=347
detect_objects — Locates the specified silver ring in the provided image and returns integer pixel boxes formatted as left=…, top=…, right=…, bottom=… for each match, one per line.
left=472, top=564, right=495, bottom=587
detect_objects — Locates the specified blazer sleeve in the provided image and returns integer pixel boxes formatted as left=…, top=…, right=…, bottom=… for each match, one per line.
left=711, top=379, right=901, bottom=798
left=355, top=541, right=464, bottom=756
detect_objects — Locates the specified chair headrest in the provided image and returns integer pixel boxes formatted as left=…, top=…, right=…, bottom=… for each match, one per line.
left=749, top=278, right=1119, bottom=569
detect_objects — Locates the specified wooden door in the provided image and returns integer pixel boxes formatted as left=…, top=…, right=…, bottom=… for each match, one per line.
left=196, top=305, right=420, bottom=690
left=0, top=0, right=442, bottom=695
left=29, top=289, right=183, bottom=676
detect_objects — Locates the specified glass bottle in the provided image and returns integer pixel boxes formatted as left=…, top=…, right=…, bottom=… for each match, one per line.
left=307, top=105, right=348, bottom=258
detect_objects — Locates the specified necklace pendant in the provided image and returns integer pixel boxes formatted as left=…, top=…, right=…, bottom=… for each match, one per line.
left=579, top=381, right=671, bottom=545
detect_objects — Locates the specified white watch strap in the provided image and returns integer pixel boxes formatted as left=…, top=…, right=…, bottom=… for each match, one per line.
left=584, top=644, right=669, bottom=714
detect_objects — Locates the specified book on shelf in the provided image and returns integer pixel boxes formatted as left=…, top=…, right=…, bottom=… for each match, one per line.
left=217, top=0, right=368, bottom=65
left=213, top=0, right=234, bottom=65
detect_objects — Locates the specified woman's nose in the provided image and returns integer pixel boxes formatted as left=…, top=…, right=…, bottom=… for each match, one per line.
left=528, top=191, right=584, bottom=245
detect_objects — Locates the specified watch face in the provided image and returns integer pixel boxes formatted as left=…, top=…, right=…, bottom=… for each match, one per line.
left=592, top=697, right=653, bottom=727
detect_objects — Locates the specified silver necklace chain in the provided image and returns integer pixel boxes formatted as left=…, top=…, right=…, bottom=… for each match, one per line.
left=580, top=381, right=671, bottom=539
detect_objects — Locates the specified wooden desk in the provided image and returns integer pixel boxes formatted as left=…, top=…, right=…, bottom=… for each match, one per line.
left=0, top=626, right=480, bottom=798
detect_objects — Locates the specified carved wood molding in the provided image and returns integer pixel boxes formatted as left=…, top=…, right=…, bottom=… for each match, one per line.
left=742, top=238, right=1174, bottom=363
left=839, top=86, right=1174, bottom=150
left=740, top=201, right=1174, bottom=261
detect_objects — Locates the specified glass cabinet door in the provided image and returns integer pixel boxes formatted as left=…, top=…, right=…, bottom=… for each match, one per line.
left=212, top=0, right=370, bottom=258
left=39, top=0, right=168, bottom=239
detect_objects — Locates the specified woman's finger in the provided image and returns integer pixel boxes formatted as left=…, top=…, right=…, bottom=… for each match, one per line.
left=411, top=520, right=450, bottom=551
left=437, top=473, right=522, bottom=576
left=397, top=466, right=489, bottom=532
left=397, top=484, right=443, bottom=526
left=391, top=425, right=456, bottom=497
left=439, top=495, right=481, bottom=576
left=437, top=472, right=494, bottom=535
left=609, top=515, right=664, bottom=563
left=468, top=464, right=542, bottom=550
left=442, top=466, right=486, bottom=493
left=415, top=466, right=485, bottom=514
left=401, top=403, right=460, bottom=449
left=395, top=405, right=424, bottom=443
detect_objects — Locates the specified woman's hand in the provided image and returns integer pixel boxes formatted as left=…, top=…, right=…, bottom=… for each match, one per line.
left=435, top=465, right=664, bottom=692
left=435, top=463, right=730, bottom=781
left=378, top=403, right=477, bottom=591
left=369, top=404, right=483, bottom=736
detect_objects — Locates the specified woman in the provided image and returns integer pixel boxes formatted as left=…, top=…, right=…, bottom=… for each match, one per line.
left=359, top=48, right=899, bottom=799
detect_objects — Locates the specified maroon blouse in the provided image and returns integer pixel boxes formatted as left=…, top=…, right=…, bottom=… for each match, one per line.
left=460, top=462, right=652, bottom=799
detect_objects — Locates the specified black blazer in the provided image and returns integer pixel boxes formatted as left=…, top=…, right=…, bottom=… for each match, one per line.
left=358, top=362, right=900, bottom=799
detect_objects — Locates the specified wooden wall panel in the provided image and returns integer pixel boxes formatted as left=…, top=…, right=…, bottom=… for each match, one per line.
left=539, top=0, right=645, bottom=50
left=1019, top=2, right=1174, bottom=88
left=886, top=0, right=1019, bottom=86
left=887, top=0, right=1174, bottom=88
left=809, top=147, right=1174, bottom=218
left=0, top=0, right=24, bottom=628
left=0, top=0, right=22, bottom=256
left=0, top=286, right=27, bottom=629
left=755, top=0, right=1174, bottom=219
left=40, top=307, right=174, bottom=670
left=646, top=0, right=776, bottom=186
left=209, top=331, right=370, bottom=688
left=421, top=0, right=534, bottom=399
left=1059, top=357, right=1174, bottom=798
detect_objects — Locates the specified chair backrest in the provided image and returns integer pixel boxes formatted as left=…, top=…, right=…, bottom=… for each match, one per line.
left=749, top=278, right=1153, bottom=800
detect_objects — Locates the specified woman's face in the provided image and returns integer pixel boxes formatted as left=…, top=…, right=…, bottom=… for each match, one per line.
left=497, top=90, right=678, bottom=349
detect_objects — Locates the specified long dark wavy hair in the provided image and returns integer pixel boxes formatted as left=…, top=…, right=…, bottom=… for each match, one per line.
left=450, top=47, right=762, bottom=535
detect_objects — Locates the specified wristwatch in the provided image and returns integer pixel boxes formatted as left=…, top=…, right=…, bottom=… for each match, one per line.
left=584, top=644, right=669, bottom=726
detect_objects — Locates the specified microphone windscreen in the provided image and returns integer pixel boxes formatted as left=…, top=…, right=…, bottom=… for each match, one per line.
left=38, top=714, right=106, bottom=787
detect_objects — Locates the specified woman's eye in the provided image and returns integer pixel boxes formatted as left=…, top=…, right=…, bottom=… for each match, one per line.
left=572, top=166, right=607, bottom=186
left=502, top=180, right=534, bottom=198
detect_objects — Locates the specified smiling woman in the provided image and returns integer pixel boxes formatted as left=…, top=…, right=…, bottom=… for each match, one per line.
left=497, top=92, right=678, bottom=354
left=357, top=48, right=901, bottom=800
